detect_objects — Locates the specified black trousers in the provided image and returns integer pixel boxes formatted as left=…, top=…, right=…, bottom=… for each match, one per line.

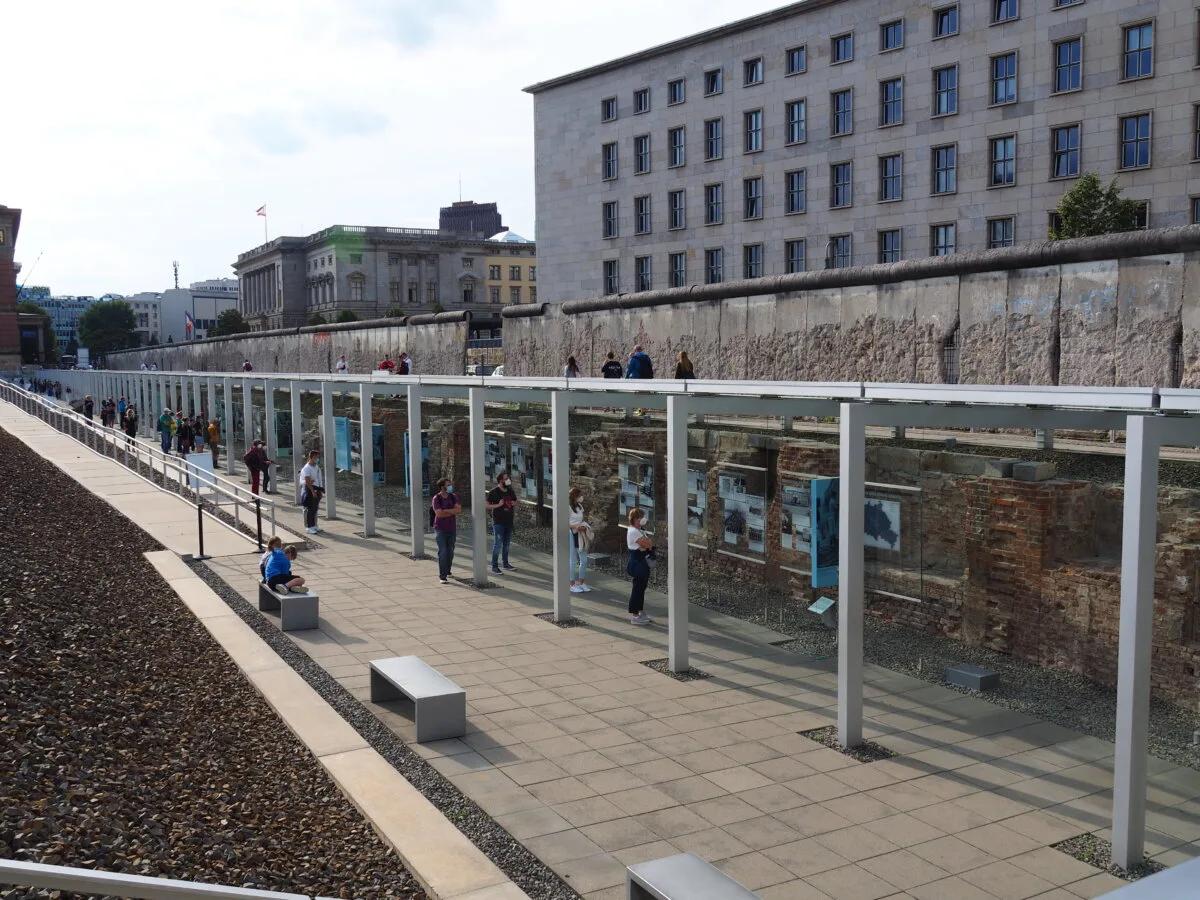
left=303, top=489, right=321, bottom=527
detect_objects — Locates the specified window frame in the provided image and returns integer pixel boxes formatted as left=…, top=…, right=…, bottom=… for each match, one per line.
left=601, top=97, right=618, bottom=122
left=1120, top=20, right=1155, bottom=82
left=785, top=239, right=807, bottom=274
left=667, top=78, right=686, bottom=106
left=878, top=153, right=903, bottom=202
left=880, top=19, right=905, bottom=52
left=634, top=195, right=652, bottom=235
left=1050, top=122, right=1082, bottom=180
left=878, top=228, right=903, bottom=263
left=930, top=222, right=957, bottom=256
left=602, top=201, right=619, bottom=239
left=989, top=50, right=1018, bottom=107
left=633, top=133, right=651, bottom=175
left=1191, top=196, right=1200, bottom=225
left=932, top=4, right=959, bottom=39
left=1133, top=200, right=1150, bottom=229
left=785, top=168, right=808, bottom=215
left=1118, top=111, right=1153, bottom=171
left=742, top=243, right=764, bottom=279
left=1051, top=36, right=1083, bottom=95
left=743, top=176, right=764, bottom=220
left=668, top=189, right=686, bottom=230
left=704, top=117, right=724, bottom=161
left=991, top=0, right=1019, bottom=25
left=634, top=87, right=651, bottom=114
left=830, top=160, right=854, bottom=209
left=743, top=108, right=764, bottom=153
left=827, top=234, right=853, bottom=269
left=785, top=98, right=808, bottom=145
left=704, top=247, right=724, bottom=284
left=1193, top=104, right=1200, bottom=161
left=988, top=133, right=1018, bottom=188
left=986, top=216, right=1016, bottom=248
left=831, top=32, right=855, bottom=64
left=879, top=76, right=904, bottom=127
left=704, top=67, right=724, bottom=96
left=668, top=126, right=686, bottom=168
left=634, top=255, right=652, bottom=292
left=743, top=57, right=764, bottom=87
left=601, top=142, right=618, bottom=181
left=786, top=44, right=808, bottom=75
left=603, top=259, right=620, bottom=294
left=932, top=64, right=959, bottom=117
left=830, top=87, right=854, bottom=136
left=669, top=252, right=687, bottom=288
left=931, top=142, right=958, bottom=195
left=704, top=182, right=724, bottom=225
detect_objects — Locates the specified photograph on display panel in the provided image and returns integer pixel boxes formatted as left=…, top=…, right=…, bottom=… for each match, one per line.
left=510, top=437, right=538, bottom=503
left=618, top=450, right=655, bottom=531
left=780, top=481, right=812, bottom=555
left=484, top=433, right=507, bottom=482
left=718, top=468, right=767, bottom=556
left=541, top=437, right=553, bottom=503
left=686, top=467, right=707, bottom=537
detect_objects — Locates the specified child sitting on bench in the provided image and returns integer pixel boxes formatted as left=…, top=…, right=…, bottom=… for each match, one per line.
left=260, top=536, right=283, bottom=582
left=264, top=544, right=305, bottom=593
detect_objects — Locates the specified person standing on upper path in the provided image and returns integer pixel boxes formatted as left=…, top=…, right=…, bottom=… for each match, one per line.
left=83, top=395, right=94, bottom=422
left=397, top=352, right=412, bottom=375
left=117, top=396, right=127, bottom=421
left=207, top=418, right=221, bottom=468
left=674, top=350, right=695, bottom=380
left=485, top=471, right=518, bottom=575
left=432, top=477, right=461, bottom=584
left=626, top=507, right=655, bottom=626
left=176, top=413, right=194, bottom=456
left=563, top=356, right=581, bottom=378
left=377, top=354, right=396, bottom=373
left=122, top=405, right=138, bottom=443
left=335, top=354, right=349, bottom=375
left=156, top=409, right=174, bottom=453
left=601, top=352, right=624, bottom=378
left=297, top=449, right=325, bottom=535
left=625, top=345, right=654, bottom=380
left=569, top=487, right=593, bottom=594
left=242, top=359, right=254, bottom=372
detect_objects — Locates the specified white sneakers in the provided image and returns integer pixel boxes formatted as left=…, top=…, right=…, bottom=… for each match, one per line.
left=630, top=613, right=653, bottom=625
left=570, top=585, right=584, bottom=593
left=306, top=526, right=319, bottom=534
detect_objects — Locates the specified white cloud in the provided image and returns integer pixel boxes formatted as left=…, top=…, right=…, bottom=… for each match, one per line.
left=6, top=0, right=784, bottom=294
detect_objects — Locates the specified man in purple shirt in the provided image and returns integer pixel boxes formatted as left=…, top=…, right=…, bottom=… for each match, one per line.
left=431, top=477, right=461, bottom=584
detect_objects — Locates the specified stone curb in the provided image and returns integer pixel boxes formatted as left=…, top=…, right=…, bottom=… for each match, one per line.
left=145, top=550, right=528, bottom=900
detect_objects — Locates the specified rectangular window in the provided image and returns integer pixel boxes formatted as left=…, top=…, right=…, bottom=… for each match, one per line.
left=993, top=0, right=1018, bottom=23
left=704, top=118, right=723, bottom=160
left=785, top=169, right=807, bottom=214
left=743, top=57, right=764, bottom=86
left=881, top=19, right=904, bottom=51
left=831, top=88, right=853, bottom=135
left=668, top=78, right=686, bottom=105
left=991, top=52, right=1017, bottom=105
left=1051, top=124, right=1080, bottom=178
left=602, top=142, right=618, bottom=180
left=704, top=248, right=724, bottom=284
left=1120, top=113, right=1152, bottom=169
left=603, top=259, right=620, bottom=294
left=1123, top=23, right=1153, bottom=80
left=786, top=45, right=807, bottom=75
left=488, top=264, right=501, bottom=279
left=931, top=223, right=957, bottom=256
left=987, top=217, right=1015, bottom=248
left=1134, top=201, right=1149, bottom=229
left=878, top=229, right=902, bottom=263
left=827, top=234, right=852, bottom=268
left=879, top=153, right=903, bottom=201
left=832, top=32, right=854, bottom=64
left=880, top=77, right=903, bottom=126
left=509, top=286, right=521, bottom=304
left=530, top=266, right=536, bottom=281
left=743, top=244, right=764, bottom=279
left=669, top=252, right=687, bottom=287
left=1054, top=0, right=1081, bottom=6
left=509, top=264, right=522, bottom=280
left=634, top=87, right=650, bottom=113
left=601, top=97, right=617, bottom=121
left=529, top=287, right=536, bottom=302
left=668, top=189, right=686, bottom=229
left=602, top=200, right=618, bottom=238
left=989, top=135, right=1017, bottom=186
left=1192, top=197, right=1200, bottom=225
left=744, top=108, right=763, bottom=152
left=1053, top=38, right=1082, bottom=93
left=786, top=99, right=807, bottom=143
left=634, top=195, right=652, bottom=234
left=830, top=161, right=853, bottom=208
left=634, top=134, right=650, bottom=174
left=743, top=177, right=764, bottom=219
left=349, top=253, right=363, bottom=264
left=785, top=239, right=806, bottom=273
left=933, top=65, right=958, bottom=116
left=635, top=256, right=652, bottom=292
left=1194, top=105, right=1200, bottom=160
left=934, top=4, right=959, bottom=38
left=704, top=183, right=724, bottom=225
left=932, top=144, right=957, bottom=194
left=668, top=126, right=686, bottom=167
left=704, top=68, right=723, bottom=95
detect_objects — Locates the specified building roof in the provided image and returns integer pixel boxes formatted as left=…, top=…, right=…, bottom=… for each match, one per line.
left=523, top=0, right=836, bottom=94
left=488, top=231, right=533, bottom=243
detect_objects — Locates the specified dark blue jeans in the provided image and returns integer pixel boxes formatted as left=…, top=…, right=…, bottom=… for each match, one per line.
left=627, top=552, right=650, bottom=615
left=491, top=521, right=513, bottom=568
left=436, top=530, right=456, bottom=579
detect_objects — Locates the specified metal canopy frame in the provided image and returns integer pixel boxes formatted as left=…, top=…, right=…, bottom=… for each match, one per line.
left=36, top=368, right=1200, bottom=869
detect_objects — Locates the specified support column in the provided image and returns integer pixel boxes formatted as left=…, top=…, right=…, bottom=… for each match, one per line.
left=181, top=376, right=191, bottom=418
left=290, top=380, right=303, bottom=479
left=838, top=402, right=866, bottom=749
left=359, top=384, right=375, bottom=536
left=1112, top=415, right=1161, bottom=871
left=667, top=394, right=690, bottom=672
left=1036, top=428, right=1054, bottom=450
left=206, top=377, right=216, bottom=432
left=407, top=384, right=426, bottom=559
left=264, top=379, right=278, bottom=493
left=243, top=378, right=254, bottom=445
left=223, top=378, right=235, bottom=475
left=550, top=391, right=571, bottom=621
left=468, top=387, right=488, bottom=587
left=320, top=381, right=337, bottom=519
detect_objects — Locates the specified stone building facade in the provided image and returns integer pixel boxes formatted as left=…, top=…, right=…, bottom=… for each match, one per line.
left=526, top=0, right=1200, bottom=302
left=0, top=205, right=20, bottom=370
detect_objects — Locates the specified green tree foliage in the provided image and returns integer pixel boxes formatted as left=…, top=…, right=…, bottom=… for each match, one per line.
left=385, top=306, right=405, bottom=318
left=307, top=313, right=327, bottom=326
left=78, top=300, right=138, bottom=354
left=430, top=302, right=445, bottom=314
left=334, top=310, right=359, bottom=323
left=208, top=308, right=251, bottom=338
left=1050, top=173, right=1141, bottom=240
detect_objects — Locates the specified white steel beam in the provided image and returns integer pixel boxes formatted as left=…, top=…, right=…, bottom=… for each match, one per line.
left=320, top=381, right=337, bottom=520
left=264, top=380, right=278, bottom=492
left=407, top=384, right=426, bottom=560
left=289, top=380, right=303, bottom=481
left=550, top=391, right=571, bottom=621
left=243, top=378, right=254, bottom=446
left=468, top=387, right=489, bottom=587
left=359, top=383, right=375, bottom=536
left=838, top=402, right=866, bottom=748
left=666, top=394, right=690, bottom=672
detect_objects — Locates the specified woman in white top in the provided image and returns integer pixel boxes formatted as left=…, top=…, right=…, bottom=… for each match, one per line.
left=625, top=507, right=654, bottom=625
left=568, top=487, right=592, bottom=593
left=563, top=356, right=580, bottom=378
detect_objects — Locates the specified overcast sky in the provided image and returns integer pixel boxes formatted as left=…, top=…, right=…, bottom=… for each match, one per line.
left=7, top=0, right=783, bottom=296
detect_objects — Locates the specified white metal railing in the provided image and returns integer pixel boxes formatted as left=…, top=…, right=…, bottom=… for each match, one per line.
left=0, top=380, right=277, bottom=553
left=0, top=858, right=323, bottom=899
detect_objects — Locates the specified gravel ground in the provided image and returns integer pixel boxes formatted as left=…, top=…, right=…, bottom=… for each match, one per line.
left=0, top=430, right=423, bottom=899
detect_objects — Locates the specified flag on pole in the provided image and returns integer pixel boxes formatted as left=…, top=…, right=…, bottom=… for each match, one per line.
left=184, top=311, right=195, bottom=339
left=256, top=205, right=266, bottom=217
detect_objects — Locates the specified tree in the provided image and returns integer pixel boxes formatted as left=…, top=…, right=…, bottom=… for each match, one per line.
left=385, top=306, right=405, bottom=318
left=1050, top=173, right=1141, bottom=240
left=334, top=310, right=359, bottom=323
left=209, top=308, right=251, bottom=337
left=78, top=300, right=138, bottom=354
left=430, top=302, right=445, bottom=314
left=307, top=313, right=327, bottom=326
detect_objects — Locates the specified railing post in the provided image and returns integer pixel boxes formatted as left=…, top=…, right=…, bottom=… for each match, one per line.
left=255, top=498, right=263, bottom=551
left=196, top=500, right=211, bottom=561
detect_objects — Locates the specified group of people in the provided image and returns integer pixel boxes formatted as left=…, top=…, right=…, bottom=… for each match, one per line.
left=86, top=395, right=139, bottom=442
left=563, top=345, right=695, bottom=381
left=374, top=352, right=413, bottom=375
left=137, top=362, right=160, bottom=371
left=155, top=408, right=220, bottom=466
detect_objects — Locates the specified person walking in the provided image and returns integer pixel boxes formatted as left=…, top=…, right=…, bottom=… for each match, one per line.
left=117, top=396, right=127, bottom=420
left=432, top=477, right=461, bottom=584
left=563, top=356, right=581, bottom=378
left=626, top=345, right=654, bottom=379
left=626, top=507, right=655, bottom=625
left=674, top=350, right=695, bottom=380
left=207, top=418, right=221, bottom=468
left=569, top=487, right=593, bottom=593
left=259, top=441, right=274, bottom=493
left=122, top=405, right=138, bottom=443
left=83, top=395, right=94, bottom=421
left=601, top=352, right=624, bottom=378
left=297, top=449, right=325, bottom=534
left=156, top=409, right=174, bottom=453
left=485, top=471, right=518, bottom=574
left=335, top=354, right=349, bottom=375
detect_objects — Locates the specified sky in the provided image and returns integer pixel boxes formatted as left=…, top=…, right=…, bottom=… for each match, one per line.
left=6, top=0, right=785, bottom=296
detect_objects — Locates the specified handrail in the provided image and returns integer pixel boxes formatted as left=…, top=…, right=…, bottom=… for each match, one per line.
left=0, top=858, right=320, bottom=899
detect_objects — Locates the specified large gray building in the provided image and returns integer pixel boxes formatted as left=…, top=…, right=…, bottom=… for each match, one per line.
left=525, top=0, right=1200, bottom=302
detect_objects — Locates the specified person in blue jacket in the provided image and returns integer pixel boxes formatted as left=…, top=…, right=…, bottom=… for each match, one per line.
left=264, top=545, right=306, bottom=593
left=625, top=345, right=654, bottom=379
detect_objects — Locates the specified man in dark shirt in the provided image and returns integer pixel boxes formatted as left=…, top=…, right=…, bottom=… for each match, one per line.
left=600, top=352, right=624, bottom=378
left=432, top=478, right=461, bottom=584
left=485, top=471, right=518, bottom=574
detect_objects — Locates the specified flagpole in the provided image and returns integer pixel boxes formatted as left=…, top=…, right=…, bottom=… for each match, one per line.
left=263, top=206, right=268, bottom=243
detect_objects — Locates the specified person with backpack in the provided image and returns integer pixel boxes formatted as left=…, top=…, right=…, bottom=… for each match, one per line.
left=600, top=352, right=624, bottom=378
left=431, top=478, right=461, bottom=584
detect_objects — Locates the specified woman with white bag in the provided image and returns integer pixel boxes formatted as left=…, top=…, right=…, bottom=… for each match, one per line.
left=568, top=487, right=593, bottom=594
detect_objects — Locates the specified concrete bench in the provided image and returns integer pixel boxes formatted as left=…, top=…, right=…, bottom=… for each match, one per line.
left=257, top=582, right=320, bottom=631
left=370, top=656, right=466, bottom=742
left=945, top=663, right=999, bottom=692
left=627, top=852, right=760, bottom=900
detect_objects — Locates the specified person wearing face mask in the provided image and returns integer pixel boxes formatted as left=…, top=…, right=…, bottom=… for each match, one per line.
left=485, top=471, right=518, bottom=574
left=431, top=477, right=461, bottom=584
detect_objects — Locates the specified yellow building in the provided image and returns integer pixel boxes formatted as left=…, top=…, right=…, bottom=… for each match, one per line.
left=484, top=231, right=537, bottom=307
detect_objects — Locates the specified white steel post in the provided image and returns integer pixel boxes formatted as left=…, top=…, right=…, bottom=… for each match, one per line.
left=838, top=402, right=866, bottom=748
left=359, top=385, right=375, bottom=536
left=223, top=378, right=235, bottom=475
left=320, top=381, right=337, bottom=519
left=243, top=377, right=254, bottom=445
left=468, top=387, right=489, bottom=587
left=407, top=384, right=426, bottom=559
left=264, top=379, right=277, bottom=493
left=289, top=380, right=303, bottom=481
left=206, top=378, right=216, bottom=429
left=1112, top=414, right=1161, bottom=871
left=181, top=376, right=191, bottom=418
left=550, top=391, right=572, bottom=621
left=667, top=394, right=690, bottom=672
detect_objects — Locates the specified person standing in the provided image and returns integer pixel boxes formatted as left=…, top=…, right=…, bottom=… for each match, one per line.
left=626, top=345, right=654, bottom=379
left=626, top=507, right=655, bottom=625
left=432, top=478, right=461, bottom=584
left=122, top=405, right=138, bottom=443
left=117, top=396, right=127, bottom=421
left=674, top=350, right=695, bottom=380
left=297, top=449, right=325, bottom=534
left=156, top=409, right=174, bottom=453
left=242, top=359, right=254, bottom=372
left=207, top=418, right=221, bottom=468
left=177, top=413, right=194, bottom=456
left=568, top=487, right=592, bottom=593
left=83, top=395, right=94, bottom=421
left=563, top=356, right=581, bottom=378
left=335, top=354, right=349, bottom=375
left=397, top=352, right=412, bottom=375
left=601, top=352, right=624, bottom=378
left=485, top=471, right=518, bottom=575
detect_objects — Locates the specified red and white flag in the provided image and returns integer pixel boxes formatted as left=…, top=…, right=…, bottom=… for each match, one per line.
left=256, top=205, right=266, bottom=217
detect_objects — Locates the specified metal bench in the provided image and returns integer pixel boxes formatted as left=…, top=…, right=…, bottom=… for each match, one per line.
left=369, top=655, right=466, bottom=742
left=257, top=582, right=320, bottom=631
left=626, top=852, right=760, bottom=899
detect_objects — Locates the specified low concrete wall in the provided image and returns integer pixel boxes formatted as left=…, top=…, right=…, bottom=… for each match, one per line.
left=105, top=314, right=470, bottom=376
left=502, top=227, right=1200, bottom=387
